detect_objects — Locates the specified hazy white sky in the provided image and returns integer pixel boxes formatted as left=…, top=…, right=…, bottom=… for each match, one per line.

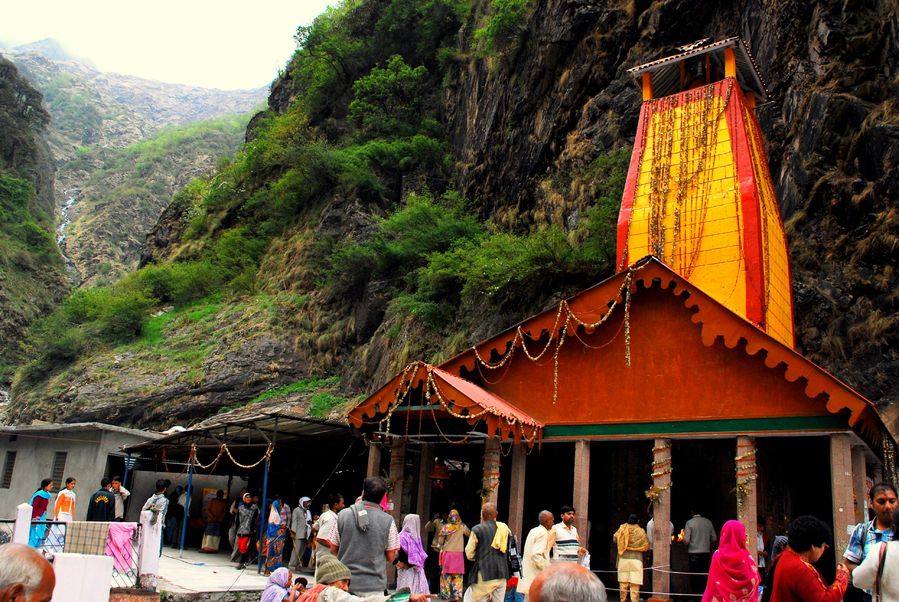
left=0, top=0, right=335, bottom=90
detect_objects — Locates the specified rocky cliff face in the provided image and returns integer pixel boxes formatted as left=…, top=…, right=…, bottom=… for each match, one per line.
left=442, top=0, right=898, bottom=418
left=5, top=0, right=897, bottom=430
left=0, top=57, right=69, bottom=388
left=4, top=45, right=265, bottom=285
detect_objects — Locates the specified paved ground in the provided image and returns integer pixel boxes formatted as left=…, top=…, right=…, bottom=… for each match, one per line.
left=157, top=548, right=314, bottom=594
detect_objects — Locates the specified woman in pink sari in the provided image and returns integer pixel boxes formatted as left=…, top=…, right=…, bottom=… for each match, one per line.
left=396, top=514, right=429, bottom=594
left=702, top=520, right=760, bottom=602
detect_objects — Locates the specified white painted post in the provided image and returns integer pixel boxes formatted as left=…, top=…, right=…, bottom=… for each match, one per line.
left=13, top=503, right=31, bottom=544
left=138, top=509, right=161, bottom=590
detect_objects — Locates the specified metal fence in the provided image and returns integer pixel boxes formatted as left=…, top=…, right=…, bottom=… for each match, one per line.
left=17, top=521, right=142, bottom=588
left=0, top=520, right=13, bottom=545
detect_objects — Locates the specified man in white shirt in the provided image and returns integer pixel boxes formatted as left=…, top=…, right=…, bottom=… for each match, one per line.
left=314, top=492, right=345, bottom=567
left=549, top=505, right=586, bottom=563
left=521, top=510, right=554, bottom=598
left=110, top=476, right=130, bottom=521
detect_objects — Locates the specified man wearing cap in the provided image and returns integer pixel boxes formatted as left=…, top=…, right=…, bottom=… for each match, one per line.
left=302, top=555, right=433, bottom=601
left=333, top=477, right=400, bottom=597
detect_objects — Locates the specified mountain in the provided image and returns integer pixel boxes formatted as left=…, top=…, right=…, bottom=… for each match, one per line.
left=0, top=56, right=69, bottom=391
left=9, top=38, right=96, bottom=68
left=5, top=0, right=897, bottom=432
left=1, top=41, right=265, bottom=284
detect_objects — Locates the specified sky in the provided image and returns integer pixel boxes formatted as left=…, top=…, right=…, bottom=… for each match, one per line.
left=0, top=0, right=335, bottom=90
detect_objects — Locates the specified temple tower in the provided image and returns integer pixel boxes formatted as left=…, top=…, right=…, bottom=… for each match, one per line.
left=616, top=38, right=795, bottom=347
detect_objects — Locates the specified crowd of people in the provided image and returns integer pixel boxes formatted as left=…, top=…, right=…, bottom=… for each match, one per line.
left=14, top=474, right=899, bottom=602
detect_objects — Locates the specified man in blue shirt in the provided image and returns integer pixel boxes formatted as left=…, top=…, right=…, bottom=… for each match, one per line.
left=844, top=482, right=897, bottom=601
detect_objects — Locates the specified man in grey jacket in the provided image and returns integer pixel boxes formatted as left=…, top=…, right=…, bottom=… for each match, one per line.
left=334, top=477, right=399, bottom=596
left=683, top=510, right=716, bottom=594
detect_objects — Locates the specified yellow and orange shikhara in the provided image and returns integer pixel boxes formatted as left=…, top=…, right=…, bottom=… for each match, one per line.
left=617, top=46, right=794, bottom=348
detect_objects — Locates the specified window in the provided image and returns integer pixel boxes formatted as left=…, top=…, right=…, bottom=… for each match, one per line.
left=51, top=452, right=67, bottom=489
left=1, top=451, right=15, bottom=489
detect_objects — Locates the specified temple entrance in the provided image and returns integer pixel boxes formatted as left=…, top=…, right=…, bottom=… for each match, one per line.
left=520, top=442, right=575, bottom=535
left=757, top=436, right=835, bottom=579
left=587, top=440, right=654, bottom=584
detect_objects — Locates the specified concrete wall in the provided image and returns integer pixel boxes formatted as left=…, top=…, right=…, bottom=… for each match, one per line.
left=0, top=428, right=154, bottom=521
left=126, top=472, right=247, bottom=522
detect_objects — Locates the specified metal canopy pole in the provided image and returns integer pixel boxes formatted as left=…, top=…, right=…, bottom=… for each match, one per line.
left=256, top=417, right=278, bottom=574
left=179, top=457, right=194, bottom=558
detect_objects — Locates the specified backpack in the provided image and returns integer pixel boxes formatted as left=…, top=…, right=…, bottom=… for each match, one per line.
left=508, top=533, right=522, bottom=576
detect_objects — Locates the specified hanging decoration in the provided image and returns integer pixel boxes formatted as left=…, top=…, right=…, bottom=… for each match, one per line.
left=735, top=440, right=757, bottom=515
left=646, top=440, right=673, bottom=505
left=472, top=262, right=644, bottom=405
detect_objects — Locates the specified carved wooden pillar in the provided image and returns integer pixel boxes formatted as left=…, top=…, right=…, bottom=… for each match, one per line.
left=573, top=440, right=590, bottom=544
left=851, top=446, right=868, bottom=523
left=367, top=439, right=382, bottom=477
left=482, top=437, right=501, bottom=506
left=736, top=436, right=758, bottom=559
left=508, top=443, right=527, bottom=543
left=389, top=438, right=407, bottom=525
left=416, top=443, right=434, bottom=541
left=830, top=433, right=855, bottom=554
left=651, top=438, right=672, bottom=598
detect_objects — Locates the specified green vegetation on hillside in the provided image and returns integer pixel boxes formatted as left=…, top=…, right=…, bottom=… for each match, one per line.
left=12, top=0, right=631, bottom=418
left=0, top=174, right=66, bottom=381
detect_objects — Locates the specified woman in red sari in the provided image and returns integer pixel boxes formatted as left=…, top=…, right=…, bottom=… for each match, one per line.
left=769, top=515, right=849, bottom=602
left=703, top=520, right=760, bottom=602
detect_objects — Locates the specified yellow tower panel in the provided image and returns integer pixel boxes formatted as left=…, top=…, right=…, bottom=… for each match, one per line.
left=617, top=78, right=795, bottom=347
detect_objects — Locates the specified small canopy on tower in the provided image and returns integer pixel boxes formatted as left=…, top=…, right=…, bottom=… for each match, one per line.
left=627, top=37, right=769, bottom=102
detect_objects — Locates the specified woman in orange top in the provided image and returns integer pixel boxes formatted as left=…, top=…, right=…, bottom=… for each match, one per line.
left=769, top=515, right=849, bottom=602
left=54, top=477, right=77, bottom=522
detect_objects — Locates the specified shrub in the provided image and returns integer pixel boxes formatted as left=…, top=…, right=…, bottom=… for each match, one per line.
left=473, top=0, right=532, bottom=56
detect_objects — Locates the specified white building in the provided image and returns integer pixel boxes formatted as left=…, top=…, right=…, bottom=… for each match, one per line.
left=0, top=423, right=160, bottom=521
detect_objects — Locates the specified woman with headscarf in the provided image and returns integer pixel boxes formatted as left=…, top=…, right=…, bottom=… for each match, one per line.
left=437, top=509, right=470, bottom=602
left=613, top=514, right=650, bottom=602
left=236, top=492, right=259, bottom=570
left=396, top=513, right=429, bottom=594
left=702, top=520, right=760, bottom=602
left=261, top=567, right=299, bottom=602
left=29, top=478, right=54, bottom=549
left=265, top=496, right=288, bottom=574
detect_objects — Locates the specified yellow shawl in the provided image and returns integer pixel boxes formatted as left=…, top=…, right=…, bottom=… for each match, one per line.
left=614, top=523, right=649, bottom=556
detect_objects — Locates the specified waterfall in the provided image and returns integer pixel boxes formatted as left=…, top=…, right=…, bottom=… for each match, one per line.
left=57, top=188, right=83, bottom=284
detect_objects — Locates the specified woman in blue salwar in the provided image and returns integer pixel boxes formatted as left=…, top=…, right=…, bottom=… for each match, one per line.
left=29, top=478, right=54, bottom=548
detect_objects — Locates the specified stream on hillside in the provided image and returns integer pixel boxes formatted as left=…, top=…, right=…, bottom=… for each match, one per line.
left=57, top=188, right=83, bottom=284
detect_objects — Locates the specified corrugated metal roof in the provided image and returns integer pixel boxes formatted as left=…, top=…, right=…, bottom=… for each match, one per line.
left=123, top=402, right=350, bottom=453
left=627, top=37, right=769, bottom=102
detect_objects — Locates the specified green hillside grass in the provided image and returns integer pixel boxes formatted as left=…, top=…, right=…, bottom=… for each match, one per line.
left=12, top=0, right=629, bottom=413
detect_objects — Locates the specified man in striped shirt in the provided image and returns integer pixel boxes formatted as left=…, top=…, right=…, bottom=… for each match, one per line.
left=550, top=505, right=586, bottom=563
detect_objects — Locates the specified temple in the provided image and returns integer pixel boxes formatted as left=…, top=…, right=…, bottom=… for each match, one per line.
left=346, top=38, right=894, bottom=596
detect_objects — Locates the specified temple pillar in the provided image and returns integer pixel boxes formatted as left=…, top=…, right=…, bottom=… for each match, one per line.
left=482, top=437, right=501, bottom=506
left=573, top=440, right=590, bottom=544
left=508, top=443, right=527, bottom=543
left=872, top=463, right=884, bottom=485
left=416, top=443, right=434, bottom=541
left=830, top=433, right=855, bottom=554
left=389, top=438, right=406, bottom=525
left=651, top=439, right=672, bottom=599
left=851, top=446, right=868, bottom=523
left=367, top=439, right=382, bottom=477
left=736, top=436, right=758, bottom=559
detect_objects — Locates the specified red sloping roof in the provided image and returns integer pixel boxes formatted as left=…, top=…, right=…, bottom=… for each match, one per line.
left=436, top=257, right=891, bottom=452
left=347, top=361, right=543, bottom=445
